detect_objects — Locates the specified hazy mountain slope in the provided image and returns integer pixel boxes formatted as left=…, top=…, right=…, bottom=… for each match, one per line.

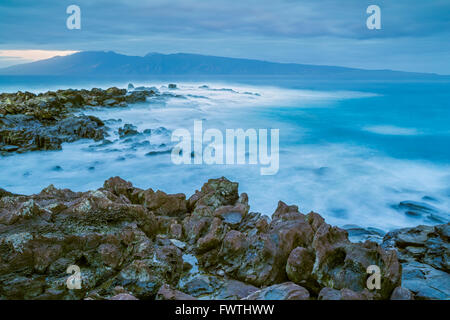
left=0, top=51, right=445, bottom=79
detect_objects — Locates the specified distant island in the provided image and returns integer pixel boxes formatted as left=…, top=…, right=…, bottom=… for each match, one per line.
left=0, top=51, right=447, bottom=79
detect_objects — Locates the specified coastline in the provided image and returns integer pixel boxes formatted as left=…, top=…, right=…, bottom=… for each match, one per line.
left=0, top=176, right=448, bottom=300
left=0, top=85, right=449, bottom=300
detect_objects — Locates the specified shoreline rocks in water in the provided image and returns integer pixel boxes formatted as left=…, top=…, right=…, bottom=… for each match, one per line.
left=1, top=176, right=446, bottom=300
left=0, top=86, right=158, bottom=154
left=382, top=224, right=450, bottom=299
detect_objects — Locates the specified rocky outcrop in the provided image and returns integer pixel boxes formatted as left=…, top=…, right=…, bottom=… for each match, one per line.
left=0, top=114, right=107, bottom=152
left=0, top=176, right=443, bottom=300
left=244, top=282, right=310, bottom=300
left=318, top=287, right=373, bottom=300
left=390, top=286, right=414, bottom=300
left=0, top=87, right=158, bottom=154
left=382, top=223, right=450, bottom=300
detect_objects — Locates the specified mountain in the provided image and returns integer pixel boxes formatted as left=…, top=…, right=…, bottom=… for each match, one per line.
left=0, top=51, right=446, bottom=79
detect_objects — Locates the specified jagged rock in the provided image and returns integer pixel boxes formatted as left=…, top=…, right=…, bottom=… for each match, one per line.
left=197, top=217, right=225, bottom=253
left=179, top=274, right=222, bottom=297
left=188, top=177, right=239, bottom=215
left=125, top=90, right=152, bottom=103
left=139, top=189, right=187, bottom=216
left=156, top=284, right=197, bottom=300
left=118, top=124, right=139, bottom=138
left=211, top=201, right=315, bottom=287
left=111, top=244, right=183, bottom=299
left=169, top=223, right=183, bottom=239
left=0, top=176, right=427, bottom=300
left=383, top=223, right=449, bottom=272
left=390, top=286, right=414, bottom=300
left=286, top=247, right=316, bottom=288
left=0, top=188, right=14, bottom=198
left=401, top=261, right=449, bottom=300
left=318, top=287, right=373, bottom=300
left=311, top=219, right=401, bottom=299
left=392, top=200, right=447, bottom=224
left=343, top=224, right=385, bottom=243
left=209, top=279, right=258, bottom=300
left=0, top=86, right=168, bottom=154
left=109, top=293, right=139, bottom=300
left=0, top=114, right=106, bottom=153
left=244, top=282, right=310, bottom=300
left=318, top=287, right=341, bottom=300
left=103, top=176, right=134, bottom=198
left=382, top=223, right=449, bottom=300
left=103, top=99, right=118, bottom=106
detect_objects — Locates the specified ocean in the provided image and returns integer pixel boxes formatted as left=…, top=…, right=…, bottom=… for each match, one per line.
left=1, top=75, right=449, bottom=231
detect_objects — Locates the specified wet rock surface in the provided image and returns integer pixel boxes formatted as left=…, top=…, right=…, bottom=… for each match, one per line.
left=382, top=223, right=450, bottom=299
left=392, top=200, right=449, bottom=224
left=0, top=114, right=107, bottom=152
left=0, top=86, right=158, bottom=154
left=0, top=176, right=439, bottom=300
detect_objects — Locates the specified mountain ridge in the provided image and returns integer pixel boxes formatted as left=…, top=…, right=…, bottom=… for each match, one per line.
left=0, top=51, right=447, bottom=79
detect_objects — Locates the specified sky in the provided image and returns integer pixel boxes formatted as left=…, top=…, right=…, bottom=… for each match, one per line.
left=0, top=0, right=449, bottom=73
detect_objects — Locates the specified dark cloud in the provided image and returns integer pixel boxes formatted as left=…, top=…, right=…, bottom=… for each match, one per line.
left=0, top=0, right=449, bottom=73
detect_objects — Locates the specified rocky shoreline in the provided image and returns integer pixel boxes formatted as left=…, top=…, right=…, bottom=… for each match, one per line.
left=0, top=85, right=448, bottom=300
left=0, top=176, right=448, bottom=300
left=0, top=86, right=159, bottom=154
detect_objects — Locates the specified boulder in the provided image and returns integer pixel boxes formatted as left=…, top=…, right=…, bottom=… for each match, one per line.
left=156, top=284, right=197, bottom=300
left=0, top=176, right=438, bottom=301
left=188, top=177, right=239, bottom=216
left=383, top=223, right=449, bottom=272
left=311, top=220, right=401, bottom=299
left=118, top=124, right=139, bottom=138
left=286, top=246, right=316, bottom=289
left=139, top=189, right=187, bottom=217
left=401, top=261, right=449, bottom=300
left=390, top=286, right=414, bottom=300
left=244, top=282, right=310, bottom=300
left=318, top=287, right=373, bottom=300
left=109, top=293, right=139, bottom=300
left=209, top=279, right=258, bottom=300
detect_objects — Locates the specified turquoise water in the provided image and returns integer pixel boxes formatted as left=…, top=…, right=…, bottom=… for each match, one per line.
left=1, top=76, right=449, bottom=231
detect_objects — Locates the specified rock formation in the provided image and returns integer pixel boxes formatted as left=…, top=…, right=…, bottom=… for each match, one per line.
left=0, top=87, right=156, bottom=154
left=1, top=176, right=440, bottom=300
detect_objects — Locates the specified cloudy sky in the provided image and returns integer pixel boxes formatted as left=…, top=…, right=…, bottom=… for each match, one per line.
left=0, top=0, right=449, bottom=73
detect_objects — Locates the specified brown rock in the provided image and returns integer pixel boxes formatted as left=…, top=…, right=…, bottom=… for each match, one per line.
left=286, top=247, right=315, bottom=284
left=98, top=243, right=122, bottom=269
left=390, top=286, right=414, bottom=300
left=221, top=230, right=248, bottom=254
left=109, top=293, right=138, bottom=300
left=244, top=282, right=310, bottom=300
left=318, top=287, right=341, bottom=300
left=156, top=284, right=197, bottom=300
left=103, top=176, right=134, bottom=198
left=142, top=189, right=187, bottom=216
left=211, top=279, right=258, bottom=300
left=340, top=288, right=372, bottom=300
left=318, top=287, right=373, bottom=300
left=189, top=177, right=239, bottom=216
left=197, top=217, right=225, bottom=253
left=169, top=222, right=183, bottom=239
